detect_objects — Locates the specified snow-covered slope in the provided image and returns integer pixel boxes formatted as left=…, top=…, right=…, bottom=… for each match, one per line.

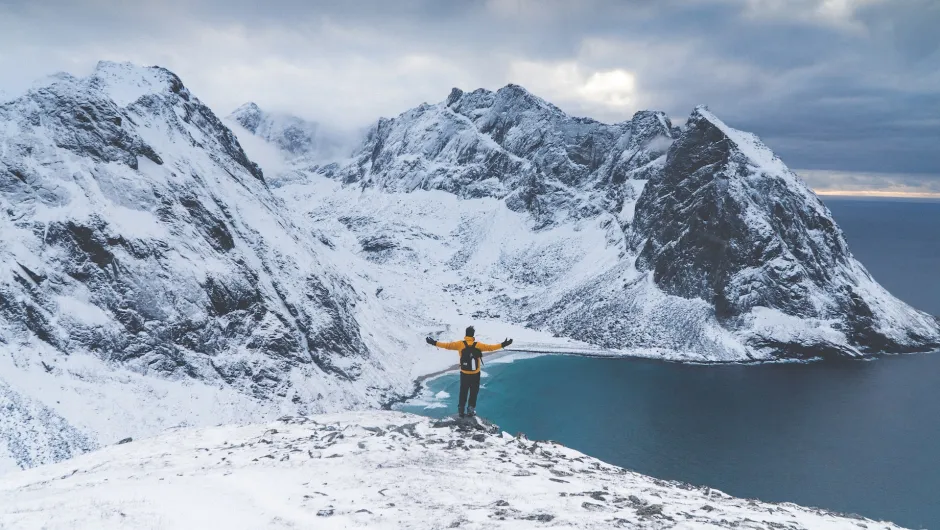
left=238, top=88, right=940, bottom=362
left=0, top=411, right=907, bottom=529
left=0, top=62, right=426, bottom=471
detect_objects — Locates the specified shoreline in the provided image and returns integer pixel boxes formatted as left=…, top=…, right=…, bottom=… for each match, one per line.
left=382, top=348, right=525, bottom=411
left=382, top=346, right=940, bottom=410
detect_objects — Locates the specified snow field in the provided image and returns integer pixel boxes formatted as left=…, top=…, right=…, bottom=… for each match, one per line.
left=0, top=411, right=908, bottom=530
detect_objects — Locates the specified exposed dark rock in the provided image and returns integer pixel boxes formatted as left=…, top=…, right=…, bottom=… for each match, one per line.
left=522, top=513, right=555, bottom=522
left=359, top=235, right=397, bottom=252
left=636, top=503, right=664, bottom=517
left=0, top=62, right=370, bottom=409
left=431, top=415, right=500, bottom=435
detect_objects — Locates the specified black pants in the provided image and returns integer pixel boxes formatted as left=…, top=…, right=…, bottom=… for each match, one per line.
left=458, top=372, right=481, bottom=412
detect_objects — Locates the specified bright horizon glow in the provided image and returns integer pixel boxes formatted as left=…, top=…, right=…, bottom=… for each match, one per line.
left=798, top=169, right=940, bottom=199
left=813, top=189, right=940, bottom=199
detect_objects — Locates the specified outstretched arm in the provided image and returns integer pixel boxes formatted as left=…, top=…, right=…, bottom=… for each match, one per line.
left=425, top=337, right=465, bottom=351
left=476, top=338, right=513, bottom=352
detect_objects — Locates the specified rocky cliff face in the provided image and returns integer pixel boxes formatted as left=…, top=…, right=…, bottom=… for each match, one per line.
left=0, top=62, right=409, bottom=470
left=322, top=85, right=675, bottom=228
left=272, top=87, right=939, bottom=360
left=0, top=62, right=375, bottom=387
left=632, top=106, right=939, bottom=357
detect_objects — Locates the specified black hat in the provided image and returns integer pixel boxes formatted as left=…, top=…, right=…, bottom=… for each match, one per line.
left=465, top=326, right=475, bottom=337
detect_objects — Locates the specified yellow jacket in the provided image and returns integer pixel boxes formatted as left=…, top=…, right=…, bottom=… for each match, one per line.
left=433, top=336, right=504, bottom=374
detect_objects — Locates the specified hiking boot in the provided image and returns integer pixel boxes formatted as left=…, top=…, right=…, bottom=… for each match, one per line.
left=458, top=410, right=466, bottom=418
left=467, top=407, right=476, bottom=417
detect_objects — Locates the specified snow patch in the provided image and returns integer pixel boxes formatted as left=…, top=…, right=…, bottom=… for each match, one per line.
left=90, top=61, right=176, bottom=107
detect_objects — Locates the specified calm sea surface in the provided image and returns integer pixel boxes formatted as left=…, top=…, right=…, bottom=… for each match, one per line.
left=400, top=198, right=940, bottom=529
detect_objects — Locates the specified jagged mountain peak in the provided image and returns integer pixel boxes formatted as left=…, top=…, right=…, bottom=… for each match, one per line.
left=684, top=104, right=790, bottom=178
left=4, top=62, right=263, bottom=183
left=627, top=105, right=939, bottom=357
left=630, top=109, right=674, bottom=131
left=445, top=83, right=571, bottom=122
left=15, top=61, right=188, bottom=110
left=86, top=60, right=190, bottom=108
left=319, top=85, right=681, bottom=222
left=229, top=102, right=264, bottom=132
left=233, top=101, right=263, bottom=114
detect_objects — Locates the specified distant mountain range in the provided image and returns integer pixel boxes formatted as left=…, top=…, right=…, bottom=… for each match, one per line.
left=274, top=81, right=939, bottom=359
left=1, top=61, right=937, bottom=470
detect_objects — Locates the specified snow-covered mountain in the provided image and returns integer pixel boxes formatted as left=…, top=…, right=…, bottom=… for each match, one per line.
left=320, top=85, right=671, bottom=228
left=0, top=411, right=908, bottom=529
left=245, top=86, right=940, bottom=361
left=1, top=62, right=938, bottom=472
left=0, top=62, right=435, bottom=471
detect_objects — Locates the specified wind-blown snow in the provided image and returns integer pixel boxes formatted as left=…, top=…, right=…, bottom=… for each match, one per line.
left=226, top=102, right=359, bottom=166
left=0, top=411, right=907, bottom=529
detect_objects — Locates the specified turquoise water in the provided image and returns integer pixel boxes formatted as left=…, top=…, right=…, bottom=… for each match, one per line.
left=400, top=354, right=940, bottom=529
left=401, top=198, right=940, bottom=529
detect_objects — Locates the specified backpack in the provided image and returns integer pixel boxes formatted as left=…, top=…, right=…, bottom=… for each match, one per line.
left=460, top=341, right=482, bottom=372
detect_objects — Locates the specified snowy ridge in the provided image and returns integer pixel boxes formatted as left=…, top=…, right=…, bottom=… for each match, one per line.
left=241, top=88, right=939, bottom=362
left=0, top=61, right=429, bottom=470
left=317, top=85, right=675, bottom=228
left=0, top=411, right=908, bottom=529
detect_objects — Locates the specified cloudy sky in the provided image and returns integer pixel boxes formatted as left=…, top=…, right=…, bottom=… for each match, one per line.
left=1, top=0, right=937, bottom=195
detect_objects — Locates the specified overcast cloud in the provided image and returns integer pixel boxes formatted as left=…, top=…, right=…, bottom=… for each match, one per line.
left=1, top=0, right=937, bottom=193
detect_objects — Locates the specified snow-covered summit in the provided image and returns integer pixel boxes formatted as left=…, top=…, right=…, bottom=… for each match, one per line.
left=0, top=411, right=908, bottom=529
left=447, top=83, right=572, bottom=119
left=226, top=102, right=354, bottom=164
left=630, top=103, right=940, bottom=357
left=86, top=61, right=190, bottom=108
left=319, top=84, right=673, bottom=228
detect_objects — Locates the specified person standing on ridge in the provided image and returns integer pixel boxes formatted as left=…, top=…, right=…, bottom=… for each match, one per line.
left=426, top=326, right=512, bottom=418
